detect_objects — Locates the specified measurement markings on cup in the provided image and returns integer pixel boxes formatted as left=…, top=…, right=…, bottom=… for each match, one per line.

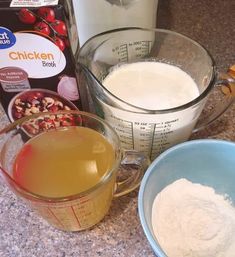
left=150, top=122, right=174, bottom=159
left=71, top=206, right=81, bottom=227
left=132, top=122, right=155, bottom=154
left=132, top=40, right=152, bottom=59
left=45, top=201, right=91, bottom=230
left=46, top=207, right=66, bottom=229
left=114, top=119, right=134, bottom=149
left=112, top=44, right=128, bottom=62
left=112, top=41, right=152, bottom=63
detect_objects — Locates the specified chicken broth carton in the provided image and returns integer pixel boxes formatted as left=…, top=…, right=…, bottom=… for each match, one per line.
left=0, top=1, right=83, bottom=129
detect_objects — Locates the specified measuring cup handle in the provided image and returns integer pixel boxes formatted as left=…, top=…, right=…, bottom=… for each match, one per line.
left=113, top=150, right=150, bottom=198
left=193, top=69, right=235, bottom=132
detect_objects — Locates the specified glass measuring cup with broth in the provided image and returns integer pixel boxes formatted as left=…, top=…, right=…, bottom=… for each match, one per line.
left=77, top=28, right=234, bottom=160
left=0, top=111, right=149, bottom=231
left=13, top=126, right=115, bottom=198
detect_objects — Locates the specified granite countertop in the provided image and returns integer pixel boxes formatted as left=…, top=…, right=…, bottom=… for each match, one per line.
left=0, top=1, right=234, bottom=257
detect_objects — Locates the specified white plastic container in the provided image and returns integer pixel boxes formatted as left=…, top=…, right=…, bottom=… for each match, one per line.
left=72, top=0, right=158, bottom=47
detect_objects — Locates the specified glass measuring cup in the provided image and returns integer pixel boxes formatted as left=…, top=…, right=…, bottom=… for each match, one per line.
left=77, top=28, right=235, bottom=161
left=0, top=110, right=149, bottom=231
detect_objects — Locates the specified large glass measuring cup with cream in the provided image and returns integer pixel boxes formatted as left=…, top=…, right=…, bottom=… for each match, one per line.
left=77, top=28, right=234, bottom=160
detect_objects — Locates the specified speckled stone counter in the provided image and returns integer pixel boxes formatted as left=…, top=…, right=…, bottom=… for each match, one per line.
left=0, top=1, right=234, bottom=256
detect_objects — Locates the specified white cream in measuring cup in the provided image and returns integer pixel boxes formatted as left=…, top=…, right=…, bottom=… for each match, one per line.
left=101, top=62, right=201, bottom=160
left=103, top=62, right=199, bottom=110
left=77, top=28, right=234, bottom=161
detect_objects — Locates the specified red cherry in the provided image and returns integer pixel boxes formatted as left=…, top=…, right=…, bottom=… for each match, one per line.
left=34, top=21, right=50, bottom=36
left=18, top=8, right=36, bottom=24
left=37, top=7, right=55, bottom=22
left=53, top=37, right=66, bottom=51
left=51, top=20, right=67, bottom=37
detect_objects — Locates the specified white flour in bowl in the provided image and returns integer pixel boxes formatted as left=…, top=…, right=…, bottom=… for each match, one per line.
left=152, top=178, right=235, bottom=257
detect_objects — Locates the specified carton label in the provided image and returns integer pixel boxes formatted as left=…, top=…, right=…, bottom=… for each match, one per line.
left=0, top=27, right=16, bottom=49
left=0, top=67, right=30, bottom=92
left=0, top=32, right=66, bottom=78
left=10, top=0, right=59, bottom=8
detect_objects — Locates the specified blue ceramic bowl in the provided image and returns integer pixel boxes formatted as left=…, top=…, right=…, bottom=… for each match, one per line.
left=138, top=139, right=235, bottom=257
